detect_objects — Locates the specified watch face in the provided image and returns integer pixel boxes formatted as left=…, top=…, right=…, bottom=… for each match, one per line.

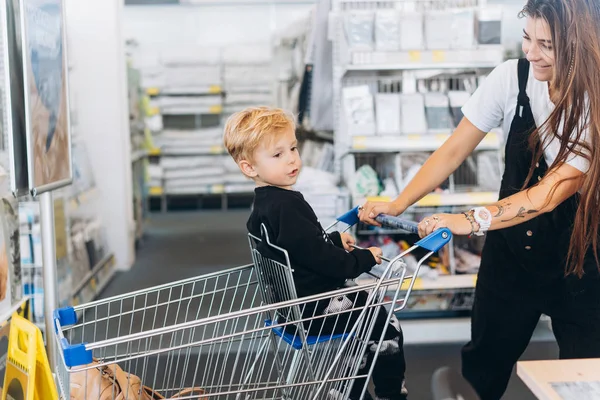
left=477, top=209, right=490, bottom=221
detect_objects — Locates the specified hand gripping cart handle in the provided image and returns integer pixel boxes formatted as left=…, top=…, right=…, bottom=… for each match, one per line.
left=326, top=205, right=452, bottom=312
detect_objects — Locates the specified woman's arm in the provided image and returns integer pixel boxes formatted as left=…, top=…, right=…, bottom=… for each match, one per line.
left=359, top=117, right=487, bottom=225
left=418, top=162, right=585, bottom=237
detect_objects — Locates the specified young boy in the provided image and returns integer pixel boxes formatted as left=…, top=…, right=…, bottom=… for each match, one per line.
left=224, top=106, right=408, bottom=400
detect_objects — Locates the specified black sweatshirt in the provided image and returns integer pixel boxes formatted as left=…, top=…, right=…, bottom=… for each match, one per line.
left=247, top=186, right=377, bottom=298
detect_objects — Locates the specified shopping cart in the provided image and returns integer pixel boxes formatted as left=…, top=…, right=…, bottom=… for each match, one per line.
left=53, top=208, right=452, bottom=399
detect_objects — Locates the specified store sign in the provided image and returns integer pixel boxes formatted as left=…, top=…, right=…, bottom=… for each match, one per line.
left=21, top=0, right=72, bottom=195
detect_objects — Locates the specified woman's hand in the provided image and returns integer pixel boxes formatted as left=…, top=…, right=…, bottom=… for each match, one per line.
left=418, top=213, right=473, bottom=238
left=339, top=232, right=356, bottom=252
left=358, top=201, right=404, bottom=226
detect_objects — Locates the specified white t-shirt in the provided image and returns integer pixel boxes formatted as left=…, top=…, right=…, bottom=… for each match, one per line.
left=461, top=59, right=590, bottom=173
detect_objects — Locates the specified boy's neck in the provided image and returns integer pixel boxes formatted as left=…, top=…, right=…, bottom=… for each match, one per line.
left=255, top=181, right=293, bottom=191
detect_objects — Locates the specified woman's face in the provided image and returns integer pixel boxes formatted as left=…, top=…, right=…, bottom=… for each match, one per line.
left=522, top=16, right=555, bottom=82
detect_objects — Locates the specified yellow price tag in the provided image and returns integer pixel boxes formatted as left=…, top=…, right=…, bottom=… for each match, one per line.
left=472, top=274, right=478, bottom=286
left=212, top=184, right=225, bottom=194
left=149, top=187, right=163, bottom=196
left=483, top=132, right=499, bottom=144
left=146, top=87, right=160, bottom=96
left=353, top=136, right=367, bottom=150
left=432, top=50, right=446, bottom=62
left=210, top=145, right=223, bottom=154
left=209, top=105, right=223, bottom=114
left=208, top=85, right=222, bottom=94
left=149, top=148, right=161, bottom=156
left=148, top=107, right=160, bottom=116
left=406, top=134, right=421, bottom=141
left=401, top=278, right=423, bottom=290
left=408, top=51, right=422, bottom=62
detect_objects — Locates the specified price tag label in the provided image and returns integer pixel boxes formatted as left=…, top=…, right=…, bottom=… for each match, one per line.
left=417, top=193, right=442, bottom=207
left=401, top=278, right=423, bottom=291
left=210, top=145, right=223, bottom=154
left=212, top=184, right=225, bottom=194
left=209, top=105, right=223, bottom=114
left=148, top=107, right=160, bottom=116
left=146, top=87, right=160, bottom=96
left=149, top=187, right=163, bottom=196
left=353, top=136, right=367, bottom=150
left=406, top=134, right=421, bottom=141
left=408, top=51, right=422, bottom=62
left=208, top=85, right=222, bottom=94
left=432, top=51, right=446, bottom=63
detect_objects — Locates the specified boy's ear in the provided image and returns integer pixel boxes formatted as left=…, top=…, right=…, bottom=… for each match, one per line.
left=238, top=159, right=258, bottom=178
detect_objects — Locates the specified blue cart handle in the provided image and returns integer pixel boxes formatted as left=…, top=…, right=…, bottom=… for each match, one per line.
left=331, top=206, right=452, bottom=253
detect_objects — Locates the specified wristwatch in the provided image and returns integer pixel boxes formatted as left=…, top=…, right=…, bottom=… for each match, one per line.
left=471, top=207, right=492, bottom=235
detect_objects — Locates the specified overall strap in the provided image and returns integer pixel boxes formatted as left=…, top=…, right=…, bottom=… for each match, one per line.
left=517, top=58, right=530, bottom=105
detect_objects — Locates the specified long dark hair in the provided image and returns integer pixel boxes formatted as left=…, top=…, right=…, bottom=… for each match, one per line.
left=520, top=0, right=600, bottom=277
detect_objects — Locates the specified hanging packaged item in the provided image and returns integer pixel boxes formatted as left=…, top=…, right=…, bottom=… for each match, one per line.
left=342, top=85, right=376, bottom=136
left=425, top=10, right=454, bottom=50
left=477, top=5, right=503, bottom=45
left=424, top=92, right=453, bottom=131
left=450, top=9, right=476, bottom=49
left=375, top=93, right=401, bottom=135
left=344, top=11, right=375, bottom=51
left=375, top=9, right=400, bottom=51
left=400, top=93, right=427, bottom=134
left=448, top=91, right=472, bottom=127
left=399, top=12, right=424, bottom=50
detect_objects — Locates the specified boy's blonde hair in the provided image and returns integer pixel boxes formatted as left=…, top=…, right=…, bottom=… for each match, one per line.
left=224, top=106, right=296, bottom=162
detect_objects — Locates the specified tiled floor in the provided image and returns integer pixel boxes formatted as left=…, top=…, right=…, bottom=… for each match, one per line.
left=101, top=211, right=557, bottom=399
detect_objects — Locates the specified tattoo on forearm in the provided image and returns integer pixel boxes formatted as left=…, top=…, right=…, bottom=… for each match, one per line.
left=501, top=206, right=538, bottom=222
left=493, top=202, right=511, bottom=218
left=494, top=205, right=505, bottom=217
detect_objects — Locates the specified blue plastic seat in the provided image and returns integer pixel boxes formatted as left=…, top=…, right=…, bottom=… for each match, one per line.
left=265, top=320, right=351, bottom=350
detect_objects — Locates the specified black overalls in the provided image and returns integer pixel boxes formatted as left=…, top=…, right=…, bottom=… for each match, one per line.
left=461, top=59, right=600, bottom=400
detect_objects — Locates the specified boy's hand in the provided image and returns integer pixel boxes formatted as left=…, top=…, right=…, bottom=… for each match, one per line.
left=340, top=232, right=356, bottom=252
left=368, top=247, right=383, bottom=264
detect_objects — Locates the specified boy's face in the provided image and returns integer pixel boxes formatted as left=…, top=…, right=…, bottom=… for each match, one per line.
left=239, top=128, right=302, bottom=190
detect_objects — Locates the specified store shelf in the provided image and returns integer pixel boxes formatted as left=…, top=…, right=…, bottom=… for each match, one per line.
left=147, top=146, right=225, bottom=156
left=160, top=105, right=223, bottom=116
left=358, top=273, right=477, bottom=291
left=364, top=191, right=498, bottom=208
left=72, top=253, right=115, bottom=299
left=146, top=85, right=222, bottom=96
left=415, top=191, right=498, bottom=207
left=351, top=131, right=500, bottom=153
left=345, top=47, right=504, bottom=71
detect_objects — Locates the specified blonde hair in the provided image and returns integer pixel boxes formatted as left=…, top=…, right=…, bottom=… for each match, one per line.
left=223, top=106, right=296, bottom=162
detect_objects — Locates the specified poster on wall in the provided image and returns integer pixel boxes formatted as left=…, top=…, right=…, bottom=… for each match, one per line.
left=1, top=0, right=31, bottom=196
left=22, top=0, right=72, bottom=195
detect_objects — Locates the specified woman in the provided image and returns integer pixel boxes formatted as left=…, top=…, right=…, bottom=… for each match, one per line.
left=359, top=1, right=600, bottom=399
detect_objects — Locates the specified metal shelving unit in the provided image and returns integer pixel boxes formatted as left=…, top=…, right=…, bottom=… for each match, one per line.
left=330, top=0, right=506, bottom=317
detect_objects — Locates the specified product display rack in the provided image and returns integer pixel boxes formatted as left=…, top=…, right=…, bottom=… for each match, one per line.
left=331, top=0, right=506, bottom=319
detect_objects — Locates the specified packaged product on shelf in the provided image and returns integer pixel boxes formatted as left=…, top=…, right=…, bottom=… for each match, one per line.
left=450, top=8, right=476, bottom=49
left=375, top=93, right=401, bottom=135
left=342, top=85, right=376, bottom=136
left=400, top=93, right=427, bottom=134
left=375, top=9, right=400, bottom=51
left=424, top=92, right=454, bottom=131
left=477, top=151, right=502, bottom=191
left=399, top=12, right=424, bottom=50
left=352, top=165, right=381, bottom=200
left=398, top=153, right=428, bottom=190
left=343, top=11, right=375, bottom=51
left=425, top=10, right=454, bottom=50
left=448, top=91, right=471, bottom=127
left=477, top=5, right=503, bottom=45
